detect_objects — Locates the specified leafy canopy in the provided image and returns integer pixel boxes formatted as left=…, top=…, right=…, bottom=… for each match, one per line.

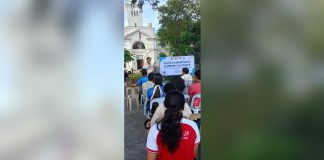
left=131, top=0, right=160, bottom=9
left=157, top=0, right=200, bottom=63
left=131, top=0, right=201, bottom=63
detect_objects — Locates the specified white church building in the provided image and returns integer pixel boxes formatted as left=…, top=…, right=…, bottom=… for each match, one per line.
left=124, top=0, right=165, bottom=72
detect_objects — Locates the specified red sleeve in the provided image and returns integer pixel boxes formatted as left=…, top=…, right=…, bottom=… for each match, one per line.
left=188, top=85, right=194, bottom=98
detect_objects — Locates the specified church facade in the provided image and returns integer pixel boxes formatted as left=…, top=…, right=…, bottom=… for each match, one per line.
left=124, top=0, right=165, bottom=72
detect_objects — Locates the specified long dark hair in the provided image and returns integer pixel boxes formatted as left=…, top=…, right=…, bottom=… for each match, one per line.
left=159, top=91, right=185, bottom=153
left=152, top=73, right=163, bottom=98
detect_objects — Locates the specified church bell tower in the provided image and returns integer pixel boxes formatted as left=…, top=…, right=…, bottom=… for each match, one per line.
left=125, top=0, right=143, bottom=27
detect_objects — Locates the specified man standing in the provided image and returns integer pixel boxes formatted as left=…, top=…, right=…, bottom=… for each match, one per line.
left=181, top=67, right=193, bottom=93
left=143, top=57, right=154, bottom=74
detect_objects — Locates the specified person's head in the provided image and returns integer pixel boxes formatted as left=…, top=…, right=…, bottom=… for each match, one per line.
left=194, top=69, right=201, bottom=81
left=160, top=91, right=185, bottom=153
left=148, top=72, right=154, bottom=82
left=182, top=67, right=189, bottom=75
left=164, top=83, right=176, bottom=94
left=146, top=57, right=151, bottom=63
left=141, top=69, right=147, bottom=76
left=152, top=73, right=163, bottom=98
left=164, top=91, right=185, bottom=110
left=153, top=73, right=163, bottom=86
left=170, top=76, right=185, bottom=92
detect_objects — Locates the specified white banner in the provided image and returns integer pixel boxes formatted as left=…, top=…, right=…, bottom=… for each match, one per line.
left=160, top=56, right=195, bottom=76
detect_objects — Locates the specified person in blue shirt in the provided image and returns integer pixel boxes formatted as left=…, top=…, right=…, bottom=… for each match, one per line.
left=147, top=73, right=165, bottom=100
left=146, top=73, right=165, bottom=112
left=136, top=69, right=148, bottom=86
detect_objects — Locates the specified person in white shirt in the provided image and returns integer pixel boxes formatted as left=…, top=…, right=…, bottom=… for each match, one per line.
left=181, top=67, right=193, bottom=93
left=143, top=57, right=154, bottom=74
left=142, top=72, right=155, bottom=97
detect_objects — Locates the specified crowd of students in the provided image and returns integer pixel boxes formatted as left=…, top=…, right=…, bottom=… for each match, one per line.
left=136, top=66, right=201, bottom=160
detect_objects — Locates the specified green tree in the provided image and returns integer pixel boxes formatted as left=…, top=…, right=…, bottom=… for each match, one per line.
left=124, top=48, right=134, bottom=63
left=159, top=52, right=167, bottom=57
left=157, top=0, right=201, bottom=63
left=131, top=0, right=160, bottom=9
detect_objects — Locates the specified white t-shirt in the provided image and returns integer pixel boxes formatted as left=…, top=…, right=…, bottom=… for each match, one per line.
left=181, top=74, right=193, bottom=87
left=143, top=62, right=154, bottom=73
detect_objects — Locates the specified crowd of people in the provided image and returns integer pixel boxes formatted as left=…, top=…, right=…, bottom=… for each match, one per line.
left=134, top=63, right=201, bottom=160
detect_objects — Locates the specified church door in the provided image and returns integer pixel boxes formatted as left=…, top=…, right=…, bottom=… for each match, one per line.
left=136, top=55, right=144, bottom=70
left=137, top=59, right=143, bottom=70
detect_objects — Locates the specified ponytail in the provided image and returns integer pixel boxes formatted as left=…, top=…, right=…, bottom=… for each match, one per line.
left=152, top=85, right=161, bottom=98
left=160, top=108, right=183, bottom=153
left=152, top=72, right=163, bottom=99
left=158, top=91, right=185, bottom=153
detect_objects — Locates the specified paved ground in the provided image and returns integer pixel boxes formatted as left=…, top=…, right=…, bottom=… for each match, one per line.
left=125, top=99, right=147, bottom=160
left=124, top=91, right=201, bottom=160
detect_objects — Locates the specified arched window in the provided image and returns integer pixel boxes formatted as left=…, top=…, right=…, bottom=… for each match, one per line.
left=132, top=41, right=145, bottom=49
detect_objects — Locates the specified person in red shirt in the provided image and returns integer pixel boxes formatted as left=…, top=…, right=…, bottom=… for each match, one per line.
left=146, top=91, right=200, bottom=160
left=189, top=70, right=201, bottom=102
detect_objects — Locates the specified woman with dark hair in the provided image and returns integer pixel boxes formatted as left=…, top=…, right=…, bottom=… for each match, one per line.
left=146, top=91, right=200, bottom=160
left=189, top=70, right=201, bottom=102
left=147, top=73, right=165, bottom=100
left=146, top=73, right=165, bottom=113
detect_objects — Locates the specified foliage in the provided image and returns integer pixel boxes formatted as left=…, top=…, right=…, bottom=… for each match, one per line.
left=131, top=0, right=160, bottom=9
left=124, top=48, right=134, bottom=63
left=131, top=0, right=201, bottom=63
left=159, top=52, right=167, bottom=57
left=157, top=0, right=201, bottom=63
left=128, top=73, right=142, bottom=81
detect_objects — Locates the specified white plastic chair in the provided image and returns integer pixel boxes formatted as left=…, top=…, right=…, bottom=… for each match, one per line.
left=125, top=86, right=140, bottom=111
left=141, top=83, right=148, bottom=115
left=190, top=94, right=201, bottom=114
left=183, top=94, right=190, bottom=103
left=142, top=94, right=148, bottom=115
left=140, top=83, right=146, bottom=105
